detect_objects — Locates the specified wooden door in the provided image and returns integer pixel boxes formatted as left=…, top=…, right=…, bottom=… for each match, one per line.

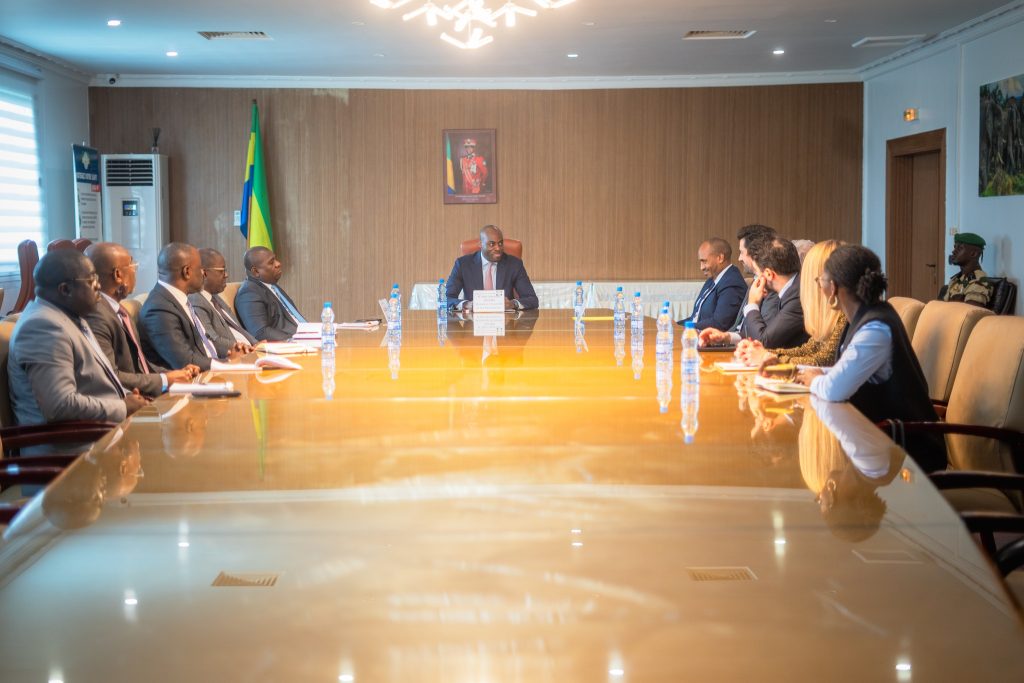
left=886, top=130, right=946, bottom=301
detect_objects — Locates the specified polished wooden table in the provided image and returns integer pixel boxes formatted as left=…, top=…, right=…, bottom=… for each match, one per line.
left=2, top=310, right=1022, bottom=681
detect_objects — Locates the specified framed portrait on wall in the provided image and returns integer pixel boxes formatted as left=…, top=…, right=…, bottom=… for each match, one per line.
left=443, top=129, right=497, bottom=204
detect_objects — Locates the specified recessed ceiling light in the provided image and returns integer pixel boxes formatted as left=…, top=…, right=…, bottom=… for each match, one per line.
left=373, top=52, right=386, bottom=57
left=107, top=19, right=122, bottom=27
left=825, top=18, right=838, bottom=23
left=773, top=48, right=785, bottom=55
left=583, top=21, right=595, bottom=27
left=352, top=20, right=365, bottom=26
left=567, top=53, right=579, bottom=59
left=166, top=51, right=179, bottom=57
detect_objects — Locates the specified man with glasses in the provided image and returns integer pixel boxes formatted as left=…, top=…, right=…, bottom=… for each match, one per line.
left=139, top=243, right=253, bottom=371
left=446, top=224, right=538, bottom=312
left=84, top=242, right=199, bottom=396
left=190, top=248, right=256, bottom=350
left=235, top=246, right=307, bottom=341
left=8, top=249, right=150, bottom=426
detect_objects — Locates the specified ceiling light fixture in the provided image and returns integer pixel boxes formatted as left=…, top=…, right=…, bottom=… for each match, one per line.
left=371, top=0, right=575, bottom=49
left=107, top=19, right=122, bottom=27
left=567, top=52, right=578, bottom=58
left=773, top=48, right=785, bottom=55
left=166, top=51, right=179, bottom=57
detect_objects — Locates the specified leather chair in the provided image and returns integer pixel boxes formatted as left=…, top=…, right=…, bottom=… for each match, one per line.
left=221, top=282, right=242, bottom=313
left=72, top=238, right=92, bottom=252
left=460, top=238, right=523, bottom=260
left=46, top=239, right=75, bottom=252
left=911, top=300, right=992, bottom=404
left=986, top=278, right=1018, bottom=315
left=888, top=296, right=926, bottom=340
left=121, top=295, right=147, bottom=332
left=8, top=240, right=39, bottom=315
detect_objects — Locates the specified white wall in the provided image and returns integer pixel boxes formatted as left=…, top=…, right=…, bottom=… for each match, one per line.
left=0, top=47, right=89, bottom=313
left=863, top=10, right=1024, bottom=312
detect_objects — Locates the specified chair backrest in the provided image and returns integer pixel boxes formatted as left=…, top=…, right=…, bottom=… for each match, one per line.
left=9, top=240, right=39, bottom=315
left=122, top=294, right=147, bottom=331
left=221, top=282, right=242, bottom=313
left=72, top=238, right=92, bottom=252
left=946, top=316, right=1024, bottom=475
left=0, top=319, right=17, bottom=428
left=986, top=278, right=1018, bottom=315
left=460, top=238, right=523, bottom=260
left=888, top=296, right=926, bottom=339
left=46, top=239, right=76, bottom=252
left=911, top=300, right=993, bottom=403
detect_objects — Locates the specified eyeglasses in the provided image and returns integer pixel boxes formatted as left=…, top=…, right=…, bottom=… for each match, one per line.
left=115, top=261, right=139, bottom=273
left=204, top=267, right=227, bottom=273
left=68, top=274, right=99, bottom=286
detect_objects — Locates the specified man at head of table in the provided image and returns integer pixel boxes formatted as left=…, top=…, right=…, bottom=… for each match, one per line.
left=445, top=225, right=538, bottom=312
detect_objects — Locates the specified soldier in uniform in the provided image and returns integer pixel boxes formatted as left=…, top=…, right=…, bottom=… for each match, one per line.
left=940, top=232, right=993, bottom=307
left=459, top=138, right=488, bottom=194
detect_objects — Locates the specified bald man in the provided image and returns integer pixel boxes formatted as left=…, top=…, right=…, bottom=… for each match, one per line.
left=445, top=225, right=538, bottom=311
left=138, top=242, right=251, bottom=371
left=8, top=249, right=149, bottom=426
left=234, top=246, right=306, bottom=341
left=84, top=242, right=198, bottom=396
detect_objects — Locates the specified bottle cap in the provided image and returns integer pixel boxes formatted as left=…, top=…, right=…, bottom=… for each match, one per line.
left=392, top=283, right=399, bottom=289
left=390, top=292, right=398, bottom=298
left=635, top=292, right=641, bottom=297
left=439, top=278, right=444, bottom=283
left=684, top=321, right=695, bottom=329
left=616, top=286, right=623, bottom=292
left=324, top=301, right=332, bottom=307
left=576, top=280, right=582, bottom=286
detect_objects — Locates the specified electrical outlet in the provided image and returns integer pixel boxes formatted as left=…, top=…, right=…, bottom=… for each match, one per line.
left=233, top=210, right=241, bottom=227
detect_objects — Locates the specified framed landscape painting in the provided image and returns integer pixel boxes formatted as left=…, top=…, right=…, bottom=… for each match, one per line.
left=980, top=74, right=1024, bottom=196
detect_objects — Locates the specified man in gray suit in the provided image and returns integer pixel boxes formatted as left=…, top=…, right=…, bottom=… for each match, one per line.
left=235, top=246, right=306, bottom=341
left=84, top=242, right=199, bottom=397
left=139, top=243, right=252, bottom=372
left=8, top=249, right=150, bottom=426
left=189, top=248, right=257, bottom=354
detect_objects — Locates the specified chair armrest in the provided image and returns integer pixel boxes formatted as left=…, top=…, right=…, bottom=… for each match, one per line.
left=929, top=470, right=1024, bottom=491
left=995, top=537, right=1024, bottom=576
left=0, top=466, right=65, bottom=487
left=1, top=422, right=118, bottom=451
left=1, top=453, right=79, bottom=469
left=882, top=420, right=1024, bottom=472
left=960, top=512, right=1024, bottom=556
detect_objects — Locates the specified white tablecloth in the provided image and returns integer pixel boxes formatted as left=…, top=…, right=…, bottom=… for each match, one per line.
left=410, top=280, right=705, bottom=320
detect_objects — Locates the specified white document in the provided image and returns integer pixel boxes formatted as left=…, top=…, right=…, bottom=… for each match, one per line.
left=169, top=381, right=235, bottom=395
left=258, top=341, right=318, bottom=354
left=472, top=289, right=505, bottom=313
left=209, top=356, right=302, bottom=372
left=291, top=322, right=322, bottom=340
left=714, top=361, right=757, bottom=372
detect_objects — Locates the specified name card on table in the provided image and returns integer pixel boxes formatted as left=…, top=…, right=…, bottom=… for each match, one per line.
left=472, top=289, right=505, bottom=313
left=473, top=312, right=506, bottom=336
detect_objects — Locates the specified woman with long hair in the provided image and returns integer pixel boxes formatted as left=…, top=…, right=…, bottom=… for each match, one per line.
left=796, top=245, right=946, bottom=472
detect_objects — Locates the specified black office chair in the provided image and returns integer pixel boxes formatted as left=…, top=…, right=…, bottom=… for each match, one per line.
left=986, top=278, right=1018, bottom=315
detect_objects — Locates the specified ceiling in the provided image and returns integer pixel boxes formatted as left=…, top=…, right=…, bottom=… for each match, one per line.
left=0, top=0, right=1014, bottom=81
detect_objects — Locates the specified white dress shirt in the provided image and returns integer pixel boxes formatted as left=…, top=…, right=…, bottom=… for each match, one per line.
left=729, top=273, right=797, bottom=343
left=101, top=292, right=168, bottom=392
left=810, top=321, right=893, bottom=401
left=199, top=290, right=250, bottom=344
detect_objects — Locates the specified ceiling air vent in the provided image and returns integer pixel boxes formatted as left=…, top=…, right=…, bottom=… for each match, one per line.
left=211, top=571, right=280, bottom=587
left=198, top=31, right=272, bottom=41
left=683, top=30, right=756, bottom=40
left=852, top=34, right=925, bottom=48
left=104, top=158, right=154, bottom=187
left=687, top=566, right=758, bottom=582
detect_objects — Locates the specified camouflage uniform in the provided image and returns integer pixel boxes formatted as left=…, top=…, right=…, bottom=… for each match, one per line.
left=942, top=269, right=993, bottom=307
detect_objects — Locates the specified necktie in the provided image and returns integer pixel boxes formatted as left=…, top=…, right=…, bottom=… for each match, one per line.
left=117, top=305, right=151, bottom=373
left=186, top=300, right=220, bottom=359
left=691, top=281, right=714, bottom=320
left=79, top=318, right=127, bottom=398
left=213, top=296, right=251, bottom=342
left=485, top=262, right=495, bottom=290
left=270, top=285, right=306, bottom=323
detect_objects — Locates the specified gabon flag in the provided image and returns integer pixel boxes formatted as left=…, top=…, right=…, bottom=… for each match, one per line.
left=240, top=100, right=273, bottom=250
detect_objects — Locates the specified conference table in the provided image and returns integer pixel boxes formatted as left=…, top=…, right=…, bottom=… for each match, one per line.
left=1, top=310, right=1022, bottom=681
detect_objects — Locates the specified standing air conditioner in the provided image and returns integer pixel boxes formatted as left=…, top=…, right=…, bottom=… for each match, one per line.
left=101, top=154, right=169, bottom=294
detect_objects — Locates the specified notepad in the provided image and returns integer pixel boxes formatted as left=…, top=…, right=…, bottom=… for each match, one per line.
left=337, top=321, right=380, bottom=330
left=169, top=381, right=236, bottom=395
left=257, top=341, right=318, bottom=355
left=753, top=375, right=810, bottom=394
left=209, top=356, right=302, bottom=372
left=714, top=361, right=757, bottom=373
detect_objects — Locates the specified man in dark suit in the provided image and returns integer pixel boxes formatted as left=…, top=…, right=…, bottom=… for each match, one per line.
left=84, top=242, right=198, bottom=397
left=189, top=248, right=257, bottom=354
left=678, top=237, right=746, bottom=330
left=8, top=249, right=150, bottom=426
left=139, top=243, right=251, bottom=371
left=235, top=246, right=306, bottom=341
left=700, top=236, right=809, bottom=349
left=446, top=225, right=538, bottom=311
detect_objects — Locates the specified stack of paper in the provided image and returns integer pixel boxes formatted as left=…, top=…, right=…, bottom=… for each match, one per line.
left=169, top=381, right=236, bottom=395
left=337, top=320, right=380, bottom=330
left=714, top=361, right=756, bottom=372
left=291, top=322, right=322, bottom=341
left=753, top=375, right=810, bottom=394
left=257, top=341, right=318, bottom=355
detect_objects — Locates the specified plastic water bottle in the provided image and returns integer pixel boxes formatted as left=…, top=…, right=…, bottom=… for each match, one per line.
left=574, top=319, right=587, bottom=353
left=573, top=281, right=585, bottom=320
left=391, top=283, right=402, bottom=327
left=320, top=301, right=336, bottom=353
left=387, top=292, right=401, bottom=331
left=437, top=278, right=447, bottom=319
left=613, top=286, right=626, bottom=332
left=388, top=339, right=401, bottom=380
left=656, top=305, right=673, bottom=364
left=681, top=320, right=700, bottom=383
left=656, top=359, right=672, bottom=414
left=681, top=382, right=699, bottom=443
left=631, top=291, right=644, bottom=330
left=614, top=336, right=626, bottom=367
left=321, top=349, right=335, bottom=400
left=631, top=337, right=644, bottom=380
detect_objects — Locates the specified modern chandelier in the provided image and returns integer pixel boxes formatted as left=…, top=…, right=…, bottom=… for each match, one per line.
left=370, top=0, right=576, bottom=49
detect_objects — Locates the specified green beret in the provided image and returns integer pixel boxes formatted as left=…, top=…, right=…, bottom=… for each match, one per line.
left=954, top=232, right=986, bottom=248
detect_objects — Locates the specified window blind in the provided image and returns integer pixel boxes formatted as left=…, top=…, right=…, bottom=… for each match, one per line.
left=0, top=80, right=43, bottom=272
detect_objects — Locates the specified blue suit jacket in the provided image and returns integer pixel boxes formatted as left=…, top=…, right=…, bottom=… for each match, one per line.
left=446, top=252, right=539, bottom=310
left=679, top=264, right=747, bottom=330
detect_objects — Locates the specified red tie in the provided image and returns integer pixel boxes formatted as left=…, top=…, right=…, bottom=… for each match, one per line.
left=485, top=263, right=495, bottom=290
left=117, top=305, right=151, bottom=373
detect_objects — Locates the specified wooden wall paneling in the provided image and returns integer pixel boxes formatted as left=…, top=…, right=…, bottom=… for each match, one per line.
left=89, top=84, right=863, bottom=320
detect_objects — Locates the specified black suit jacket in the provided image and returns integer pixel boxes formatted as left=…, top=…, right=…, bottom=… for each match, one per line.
left=679, top=264, right=747, bottom=330
left=445, top=252, right=538, bottom=310
left=740, top=274, right=809, bottom=348
left=189, top=292, right=257, bottom=354
left=138, top=283, right=217, bottom=371
left=235, top=276, right=300, bottom=341
left=84, top=299, right=167, bottom=397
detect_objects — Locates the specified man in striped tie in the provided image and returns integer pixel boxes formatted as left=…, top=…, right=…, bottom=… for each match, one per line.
left=8, top=249, right=150, bottom=426
left=235, top=246, right=307, bottom=341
